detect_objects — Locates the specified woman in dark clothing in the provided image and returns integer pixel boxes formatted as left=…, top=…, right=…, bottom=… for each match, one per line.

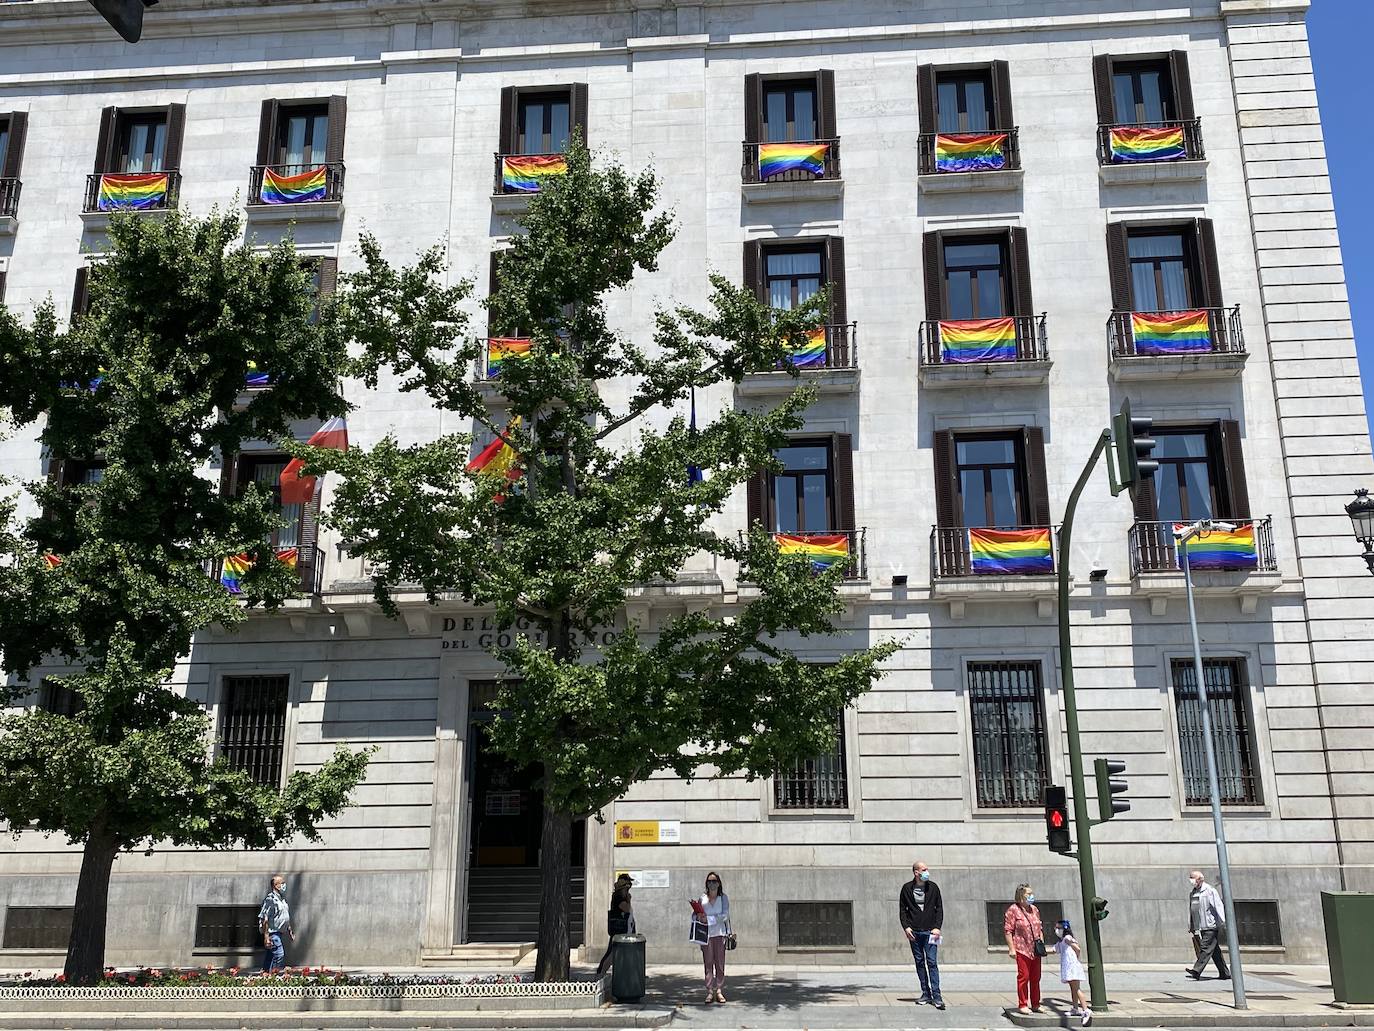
left=596, top=873, right=634, bottom=977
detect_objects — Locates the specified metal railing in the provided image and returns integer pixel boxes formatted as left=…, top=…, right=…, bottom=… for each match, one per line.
left=207, top=544, right=326, bottom=597
left=930, top=524, right=1058, bottom=579
left=776, top=322, right=858, bottom=371
left=1097, top=118, right=1205, bottom=164
left=0, top=177, right=19, bottom=218
left=83, top=170, right=181, bottom=213
left=741, top=138, right=842, bottom=183
left=917, top=127, right=1021, bottom=175
left=774, top=712, right=848, bottom=809
left=1107, top=307, right=1245, bottom=360
left=750, top=527, right=867, bottom=581
left=493, top=151, right=568, bottom=194
left=918, top=314, right=1048, bottom=367
left=1128, top=517, right=1276, bottom=576
left=247, top=162, right=346, bottom=205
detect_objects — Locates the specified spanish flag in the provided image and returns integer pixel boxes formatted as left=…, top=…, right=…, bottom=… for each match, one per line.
left=280, top=416, right=349, bottom=506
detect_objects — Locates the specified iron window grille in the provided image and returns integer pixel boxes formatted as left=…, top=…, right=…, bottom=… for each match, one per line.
left=967, top=661, right=1049, bottom=808
left=1171, top=658, right=1260, bottom=805
left=774, top=711, right=848, bottom=809
left=2, top=907, right=74, bottom=949
left=777, top=901, right=853, bottom=948
left=1234, top=900, right=1282, bottom=947
left=218, top=674, right=290, bottom=788
left=194, top=905, right=263, bottom=950
left=985, top=900, right=1063, bottom=947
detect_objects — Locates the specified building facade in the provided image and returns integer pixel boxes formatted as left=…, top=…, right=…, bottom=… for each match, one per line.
left=1, top=0, right=1370, bottom=969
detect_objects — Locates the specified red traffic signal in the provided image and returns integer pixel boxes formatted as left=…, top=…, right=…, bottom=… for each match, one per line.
left=1044, top=784, right=1072, bottom=854
left=1050, top=809, right=1065, bottom=829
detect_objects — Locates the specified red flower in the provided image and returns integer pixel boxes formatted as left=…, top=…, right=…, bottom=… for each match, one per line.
left=54, top=974, right=65, bottom=983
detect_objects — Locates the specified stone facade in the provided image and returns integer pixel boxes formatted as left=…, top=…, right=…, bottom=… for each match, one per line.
left=0, top=0, right=1369, bottom=970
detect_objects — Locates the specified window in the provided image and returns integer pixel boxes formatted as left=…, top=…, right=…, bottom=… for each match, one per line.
left=116, top=112, right=167, bottom=173
left=766, top=246, right=823, bottom=311
left=985, top=900, right=1063, bottom=947
left=1234, top=901, right=1282, bottom=947
left=2, top=907, right=73, bottom=949
left=276, top=104, right=329, bottom=166
left=744, top=72, right=836, bottom=148
left=0, top=120, right=9, bottom=168
left=234, top=455, right=305, bottom=550
left=1152, top=431, right=1220, bottom=523
left=770, top=441, right=834, bottom=533
left=517, top=92, right=571, bottom=155
left=944, top=237, right=1008, bottom=320
left=1128, top=230, right=1197, bottom=312
left=774, top=711, right=848, bottom=809
left=744, top=238, right=848, bottom=331
left=194, top=906, right=263, bottom=950
left=777, top=901, right=853, bottom=948
left=38, top=679, right=83, bottom=717
left=1112, top=60, right=1175, bottom=123
left=763, top=80, right=818, bottom=142
left=1171, top=658, right=1260, bottom=806
left=936, top=70, right=993, bottom=133
left=218, top=674, right=290, bottom=787
left=967, top=661, right=1049, bottom=808
left=956, top=435, right=1026, bottom=528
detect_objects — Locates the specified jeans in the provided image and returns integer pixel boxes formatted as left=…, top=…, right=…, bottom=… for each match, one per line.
left=1189, top=928, right=1230, bottom=978
left=262, top=931, right=285, bottom=973
left=1015, top=952, right=1042, bottom=1009
left=909, top=932, right=942, bottom=1001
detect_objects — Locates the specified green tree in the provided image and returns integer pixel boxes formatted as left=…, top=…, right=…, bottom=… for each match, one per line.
left=315, top=141, right=897, bottom=981
left=0, top=211, right=371, bottom=984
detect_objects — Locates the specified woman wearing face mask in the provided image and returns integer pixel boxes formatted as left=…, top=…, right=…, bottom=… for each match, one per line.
left=692, top=872, right=731, bottom=1004
left=1003, top=883, right=1045, bottom=1014
left=1052, top=919, right=1091, bottom=1025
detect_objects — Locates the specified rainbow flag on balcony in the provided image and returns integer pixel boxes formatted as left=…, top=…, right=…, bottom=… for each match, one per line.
left=245, top=362, right=271, bottom=388
left=1130, top=310, right=1212, bottom=355
left=933, top=132, right=1007, bottom=173
left=487, top=337, right=532, bottom=378
left=1108, top=125, right=1186, bottom=163
left=97, top=172, right=169, bottom=211
left=260, top=165, right=327, bottom=204
left=501, top=154, right=568, bottom=192
left=784, top=326, right=827, bottom=369
left=757, top=141, right=829, bottom=179
left=969, top=527, right=1053, bottom=575
left=938, top=317, right=1018, bottom=363
left=1174, top=523, right=1258, bottom=571
left=774, top=532, right=850, bottom=573
left=220, top=553, right=252, bottom=594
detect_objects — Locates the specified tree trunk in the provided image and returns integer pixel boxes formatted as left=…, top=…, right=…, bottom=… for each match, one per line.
left=64, top=824, right=120, bottom=985
left=534, top=796, right=572, bottom=982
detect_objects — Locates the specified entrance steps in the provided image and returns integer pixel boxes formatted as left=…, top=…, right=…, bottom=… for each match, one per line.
left=420, top=942, right=535, bottom=967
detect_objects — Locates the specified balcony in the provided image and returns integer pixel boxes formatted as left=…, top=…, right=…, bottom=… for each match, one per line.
left=1107, top=307, right=1246, bottom=381
left=918, top=315, right=1049, bottom=388
left=1128, top=517, right=1281, bottom=614
left=80, top=170, right=181, bottom=228
left=740, top=139, right=843, bottom=204
left=737, top=323, right=860, bottom=397
left=1097, top=119, right=1207, bottom=184
left=246, top=162, right=345, bottom=223
left=0, top=177, right=19, bottom=234
left=917, top=128, right=1023, bottom=194
left=492, top=152, right=569, bottom=213
left=930, top=524, right=1060, bottom=618
left=211, top=544, right=326, bottom=604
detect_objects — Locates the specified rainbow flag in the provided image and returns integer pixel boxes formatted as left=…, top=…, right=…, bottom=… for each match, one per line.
left=487, top=337, right=532, bottom=379
left=774, top=532, right=850, bottom=574
left=221, top=553, right=252, bottom=594
left=934, top=133, right=1007, bottom=173
left=274, top=547, right=299, bottom=570
left=757, top=142, right=829, bottom=179
left=1108, top=125, right=1186, bottom=163
left=969, top=527, right=1054, bottom=575
left=245, top=362, right=271, bottom=388
left=1131, top=310, right=1212, bottom=355
left=97, top=172, right=168, bottom=211
left=260, top=165, right=327, bottom=204
left=501, top=154, right=569, bottom=193
left=1174, top=523, right=1258, bottom=571
left=43, top=553, right=63, bottom=569
left=939, top=317, right=1018, bottom=363
left=783, top=326, right=827, bottom=369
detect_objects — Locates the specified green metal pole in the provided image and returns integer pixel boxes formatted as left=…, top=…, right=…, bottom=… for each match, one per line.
left=1057, top=428, right=1112, bottom=1012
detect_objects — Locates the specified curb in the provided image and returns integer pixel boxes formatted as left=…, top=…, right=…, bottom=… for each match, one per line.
left=1004, top=1009, right=1374, bottom=1028
left=0, top=1008, right=675, bottom=1030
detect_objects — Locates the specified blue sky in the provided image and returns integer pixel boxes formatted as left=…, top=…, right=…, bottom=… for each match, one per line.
left=1309, top=0, right=1373, bottom=441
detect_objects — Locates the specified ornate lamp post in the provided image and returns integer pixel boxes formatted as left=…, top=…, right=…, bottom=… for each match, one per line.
left=1345, top=489, right=1374, bottom=574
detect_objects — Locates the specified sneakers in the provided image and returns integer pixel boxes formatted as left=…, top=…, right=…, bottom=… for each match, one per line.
left=1081, top=1008, right=1093, bottom=1026
left=1069, top=1007, right=1083, bottom=1016
left=933, top=998, right=947, bottom=1010
left=916, top=996, right=933, bottom=1006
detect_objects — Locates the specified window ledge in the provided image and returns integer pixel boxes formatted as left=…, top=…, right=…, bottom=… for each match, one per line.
left=919, top=359, right=1051, bottom=389
left=918, top=168, right=1024, bottom=194
left=932, top=576, right=1063, bottom=621
left=1131, top=569, right=1283, bottom=597
left=1110, top=352, right=1246, bottom=382
left=741, top=178, right=844, bottom=204
left=0, top=214, right=16, bottom=236
left=766, top=808, right=856, bottom=821
left=776, top=946, right=856, bottom=954
left=971, top=807, right=1047, bottom=819
left=492, top=192, right=534, bottom=214
left=191, top=947, right=259, bottom=956
left=79, top=207, right=174, bottom=231
left=736, top=367, right=860, bottom=396
left=246, top=200, right=344, bottom=224
left=1182, top=804, right=1270, bottom=817
left=1099, top=158, right=1208, bottom=185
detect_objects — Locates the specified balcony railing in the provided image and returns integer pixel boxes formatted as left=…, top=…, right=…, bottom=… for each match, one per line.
left=83, top=170, right=181, bottom=213
left=775, top=322, right=858, bottom=372
left=247, top=162, right=346, bottom=206
left=493, top=151, right=569, bottom=195
left=761, top=528, right=867, bottom=581
left=917, top=127, right=1021, bottom=175
left=1097, top=119, right=1205, bottom=165
left=741, top=138, right=842, bottom=184
left=919, top=314, right=1047, bottom=367
left=1129, top=517, right=1276, bottom=576
left=931, top=524, right=1058, bottom=579
left=209, top=545, right=326, bottom=597
left=0, top=177, right=20, bottom=218
left=1107, top=307, right=1244, bottom=360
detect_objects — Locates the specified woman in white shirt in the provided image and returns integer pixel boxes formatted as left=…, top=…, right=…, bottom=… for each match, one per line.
left=694, top=872, right=731, bottom=1004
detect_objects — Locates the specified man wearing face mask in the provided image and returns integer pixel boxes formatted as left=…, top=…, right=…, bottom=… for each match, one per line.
left=898, top=860, right=945, bottom=1009
left=258, top=874, right=296, bottom=973
left=1185, top=870, right=1229, bottom=980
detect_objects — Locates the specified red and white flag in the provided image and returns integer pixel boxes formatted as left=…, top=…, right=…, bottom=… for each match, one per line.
left=280, top=416, right=349, bottom=505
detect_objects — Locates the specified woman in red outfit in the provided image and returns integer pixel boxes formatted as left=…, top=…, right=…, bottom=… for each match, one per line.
left=1004, top=883, right=1045, bottom=1013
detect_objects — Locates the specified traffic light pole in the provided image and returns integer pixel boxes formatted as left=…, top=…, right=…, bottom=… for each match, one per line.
left=1057, top=428, right=1112, bottom=1012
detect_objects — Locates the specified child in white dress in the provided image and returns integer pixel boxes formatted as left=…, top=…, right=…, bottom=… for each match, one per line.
left=1052, top=919, right=1092, bottom=1026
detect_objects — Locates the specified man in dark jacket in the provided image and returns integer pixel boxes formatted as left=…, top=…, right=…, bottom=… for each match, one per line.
left=899, top=860, right=945, bottom=1009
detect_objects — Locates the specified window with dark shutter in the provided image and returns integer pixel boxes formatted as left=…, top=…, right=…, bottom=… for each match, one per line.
left=742, top=240, right=763, bottom=302
left=1022, top=426, right=1051, bottom=528
left=499, top=86, right=581, bottom=156
left=194, top=906, right=263, bottom=950
left=0, top=271, right=6, bottom=302
left=817, top=70, right=837, bottom=141
left=218, top=674, right=290, bottom=787
left=71, top=267, right=89, bottom=323
left=1105, top=222, right=1132, bottom=312
left=774, top=709, right=848, bottom=809
left=274, top=103, right=331, bottom=166
left=932, top=430, right=959, bottom=528
left=832, top=432, right=855, bottom=532
left=2, top=907, right=74, bottom=949
left=986, top=901, right=1063, bottom=946
left=256, top=100, right=280, bottom=166
left=824, top=237, right=847, bottom=328
left=1171, top=658, right=1259, bottom=805
left=916, top=65, right=937, bottom=136
left=2, top=110, right=27, bottom=180
left=1168, top=51, right=1196, bottom=122
left=923, top=231, right=945, bottom=321
left=768, top=439, right=836, bottom=533
left=778, top=901, right=853, bottom=948
left=1092, top=55, right=1115, bottom=125
left=162, top=103, right=186, bottom=171
left=93, top=107, right=117, bottom=173
left=1218, top=419, right=1251, bottom=519
left=934, top=68, right=994, bottom=133
left=762, top=77, right=820, bottom=142
left=744, top=74, right=763, bottom=143
left=967, top=660, right=1049, bottom=808
left=990, top=61, right=1014, bottom=130
left=1195, top=218, right=1223, bottom=308
left=1008, top=227, right=1034, bottom=318
left=325, top=96, right=347, bottom=163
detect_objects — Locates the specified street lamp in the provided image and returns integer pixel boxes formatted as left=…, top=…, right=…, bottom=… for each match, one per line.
left=88, top=0, right=158, bottom=43
left=1175, top=519, right=1247, bottom=1010
left=1345, top=489, right=1374, bottom=574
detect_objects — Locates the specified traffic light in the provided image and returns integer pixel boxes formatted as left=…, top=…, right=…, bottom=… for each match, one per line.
left=1094, top=758, right=1130, bottom=823
left=1091, top=896, right=1110, bottom=922
left=88, top=0, right=158, bottom=43
left=1110, top=398, right=1157, bottom=500
left=1044, top=784, right=1072, bottom=854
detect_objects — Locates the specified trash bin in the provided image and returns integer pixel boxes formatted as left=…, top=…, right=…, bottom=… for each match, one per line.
left=609, top=933, right=646, bottom=1002
left=1322, top=891, right=1374, bottom=1005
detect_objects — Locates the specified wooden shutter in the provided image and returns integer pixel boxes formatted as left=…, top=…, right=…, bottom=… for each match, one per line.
left=922, top=231, right=945, bottom=321
left=317, top=257, right=338, bottom=297
left=1022, top=426, right=1051, bottom=528
left=93, top=107, right=117, bottom=173
left=325, top=96, right=347, bottom=163
left=0, top=271, right=6, bottom=303
left=1105, top=222, right=1132, bottom=311
left=932, top=430, right=959, bottom=528
left=46, top=455, right=67, bottom=490
left=1008, top=227, right=1035, bottom=318
left=817, top=70, right=837, bottom=140
left=218, top=450, right=239, bottom=497
left=298, top=481, right=322, bottom=589
left=1092, top=55, right=1115, bottom=124
left=825, top=236, right=847, bottom=327
left=990, top=61, right=1014, bottom=130
left=256, top=100, right=279, bottom=165
left=1218, top=420, right=1251, bottom=519
left=1169, top=51, right=1195, bottom=122
left=832, top=433, right=855, bottom=532
left=2, top=111, right=27, bottom=178
left=1195, top=218, right=1223, bottom=308
left=746, top=471, right=767, bottom=527
left=743, top=240, right=764, bottom=302
left=916, top=65, right=937, bottom=135
left=498, top=87, right=517, bottom=154
left=162, top=103, right=186, bottom=170
left=70, top=267, right=89, bottom=324
left=744, top=74, right=763, bottom=143
left=570, top=83, right=590, bottom=143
